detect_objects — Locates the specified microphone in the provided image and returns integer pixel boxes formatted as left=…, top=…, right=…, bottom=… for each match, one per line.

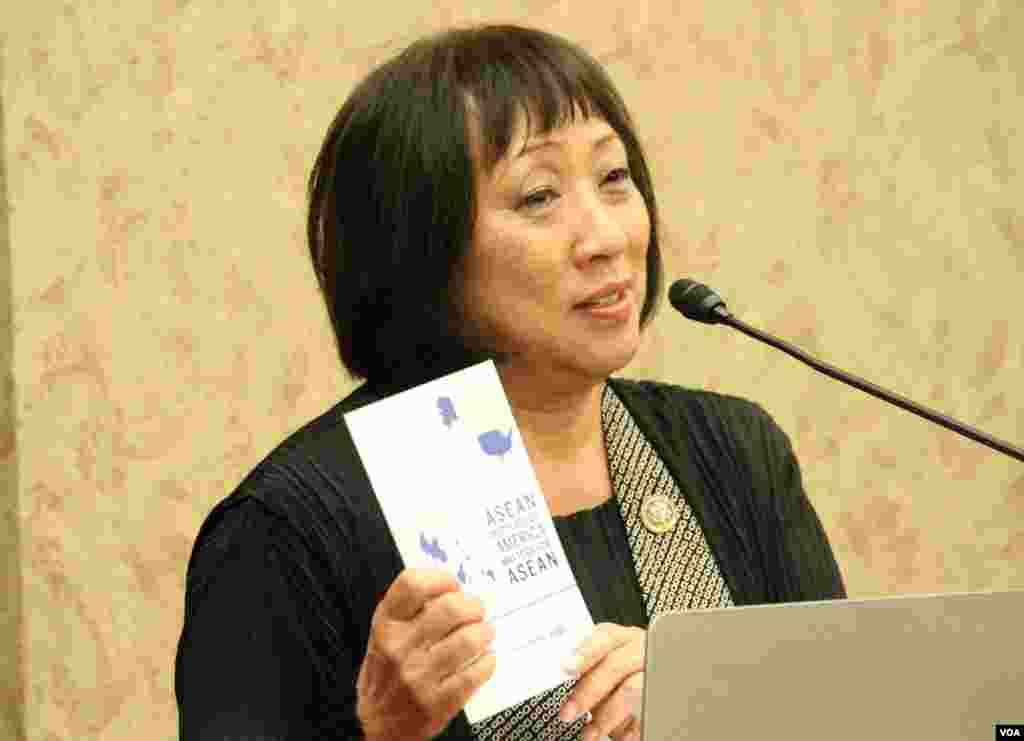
left=668, top=280, right=732, bottom=324
left=669, top=278, right=1024, bottom=463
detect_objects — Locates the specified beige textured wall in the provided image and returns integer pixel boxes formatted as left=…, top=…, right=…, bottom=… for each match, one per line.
left=3, top=1, right=1022, bottom=738
left=2, top=33, right=22, bottom=740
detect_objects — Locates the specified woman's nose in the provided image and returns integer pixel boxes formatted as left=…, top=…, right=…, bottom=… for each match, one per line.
left=569, top=196, right=629, bottom=266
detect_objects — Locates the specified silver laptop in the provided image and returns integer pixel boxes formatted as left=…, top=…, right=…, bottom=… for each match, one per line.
left=639, top=590, right=1024, bottom=740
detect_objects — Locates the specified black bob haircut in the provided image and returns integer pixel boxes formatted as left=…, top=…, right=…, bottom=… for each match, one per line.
left=307, top=24, right=663, bottom=393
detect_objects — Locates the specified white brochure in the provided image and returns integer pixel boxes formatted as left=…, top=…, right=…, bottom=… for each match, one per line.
left=344, top=360, right=594, bottom=723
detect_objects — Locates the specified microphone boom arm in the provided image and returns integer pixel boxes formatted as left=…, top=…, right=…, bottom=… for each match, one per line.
left=716, top=307, right=1024, bottom=463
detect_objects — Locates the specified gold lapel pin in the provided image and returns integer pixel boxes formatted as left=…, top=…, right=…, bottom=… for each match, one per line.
left=640, top=491, right=679, bottom=534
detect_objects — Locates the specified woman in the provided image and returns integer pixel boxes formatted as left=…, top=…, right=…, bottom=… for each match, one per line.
left=175, top=23, right=845, bottom=741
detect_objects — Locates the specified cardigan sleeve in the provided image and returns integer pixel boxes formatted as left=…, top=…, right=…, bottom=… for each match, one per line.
left=744, top=401, right=847, bottom=602
left=175, top=494, right=363, bottom=740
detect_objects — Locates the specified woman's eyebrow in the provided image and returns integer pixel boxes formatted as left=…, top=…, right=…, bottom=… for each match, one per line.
left=516, top=131, right=620, bottom=159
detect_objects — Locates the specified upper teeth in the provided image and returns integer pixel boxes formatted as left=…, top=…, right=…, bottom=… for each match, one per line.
left=588, top=290, right=619, bottom=306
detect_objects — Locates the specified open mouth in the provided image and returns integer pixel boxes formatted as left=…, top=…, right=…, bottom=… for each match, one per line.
left=580, top=289, right=623, bottom=307
left=577, top=285, right=627, bottom=309
left=576, top=287, right=629, bottom=314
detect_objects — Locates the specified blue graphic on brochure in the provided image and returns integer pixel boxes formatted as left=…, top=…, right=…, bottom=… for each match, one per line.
left=419, top=531, right=495, bottom=587
left=419, top=532, right=448, bottom=563
left=437, top=396, right=458, bottom=428
left=477, top=428, right=514, bottom=458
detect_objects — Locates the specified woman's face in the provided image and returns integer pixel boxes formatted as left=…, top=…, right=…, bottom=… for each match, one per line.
left=454, top=106, right=651, bottom=387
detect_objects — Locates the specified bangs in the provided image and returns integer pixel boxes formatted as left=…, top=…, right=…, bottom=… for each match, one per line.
left=442, top=26, right=632, bottom=174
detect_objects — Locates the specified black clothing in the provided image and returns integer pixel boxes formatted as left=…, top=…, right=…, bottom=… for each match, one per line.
left=175, top=378, right=845, bottom=740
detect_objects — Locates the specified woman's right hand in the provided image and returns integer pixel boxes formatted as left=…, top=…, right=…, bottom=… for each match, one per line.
left=356, top=568, right=497, bottom=741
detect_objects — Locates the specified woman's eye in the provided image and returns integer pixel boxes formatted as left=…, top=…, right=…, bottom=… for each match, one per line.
left=519, top=189, right=556, bottom=210
left=605, top=167, right=631, bottom=184
left=518, top=168, right=632, bottom=211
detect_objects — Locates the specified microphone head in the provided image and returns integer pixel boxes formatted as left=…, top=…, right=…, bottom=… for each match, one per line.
left=668, top=279, right=729, bottom=324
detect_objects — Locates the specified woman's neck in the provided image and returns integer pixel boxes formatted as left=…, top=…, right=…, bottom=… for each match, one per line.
left=498, top=365, right=605, bottom=464
left=497, top=364, right=615, bottom=516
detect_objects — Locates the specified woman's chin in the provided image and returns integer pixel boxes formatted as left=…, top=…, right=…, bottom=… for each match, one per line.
left=491, top=327, right=642, bottom=385
left=571, top=336, right=642, bottom=380
left=595, top=348, right=640, bottom=378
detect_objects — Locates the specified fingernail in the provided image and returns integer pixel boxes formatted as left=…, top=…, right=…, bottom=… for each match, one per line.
left=559, top=700, right=578, bottom=723
left=561, top=653, right=581, bottom=676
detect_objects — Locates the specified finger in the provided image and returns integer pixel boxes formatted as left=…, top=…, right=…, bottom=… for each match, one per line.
left=381, top=568, right=461, bottom=621
left=435, top=648, right=498, bottom=719
left=564, top=623, right=637, bottom=678
left=411, top=589, right=487, bottom=649
left=428, top=619, right=497, bottom=680
left=562, top=640, right=643, bottom=724
left=585, top=684, right=637, bottom=741
left=608, top=714, right=641, bottom=741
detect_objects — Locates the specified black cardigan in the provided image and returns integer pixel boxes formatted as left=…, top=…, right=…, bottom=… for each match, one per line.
left=175, top=378, right=845, bottom=740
